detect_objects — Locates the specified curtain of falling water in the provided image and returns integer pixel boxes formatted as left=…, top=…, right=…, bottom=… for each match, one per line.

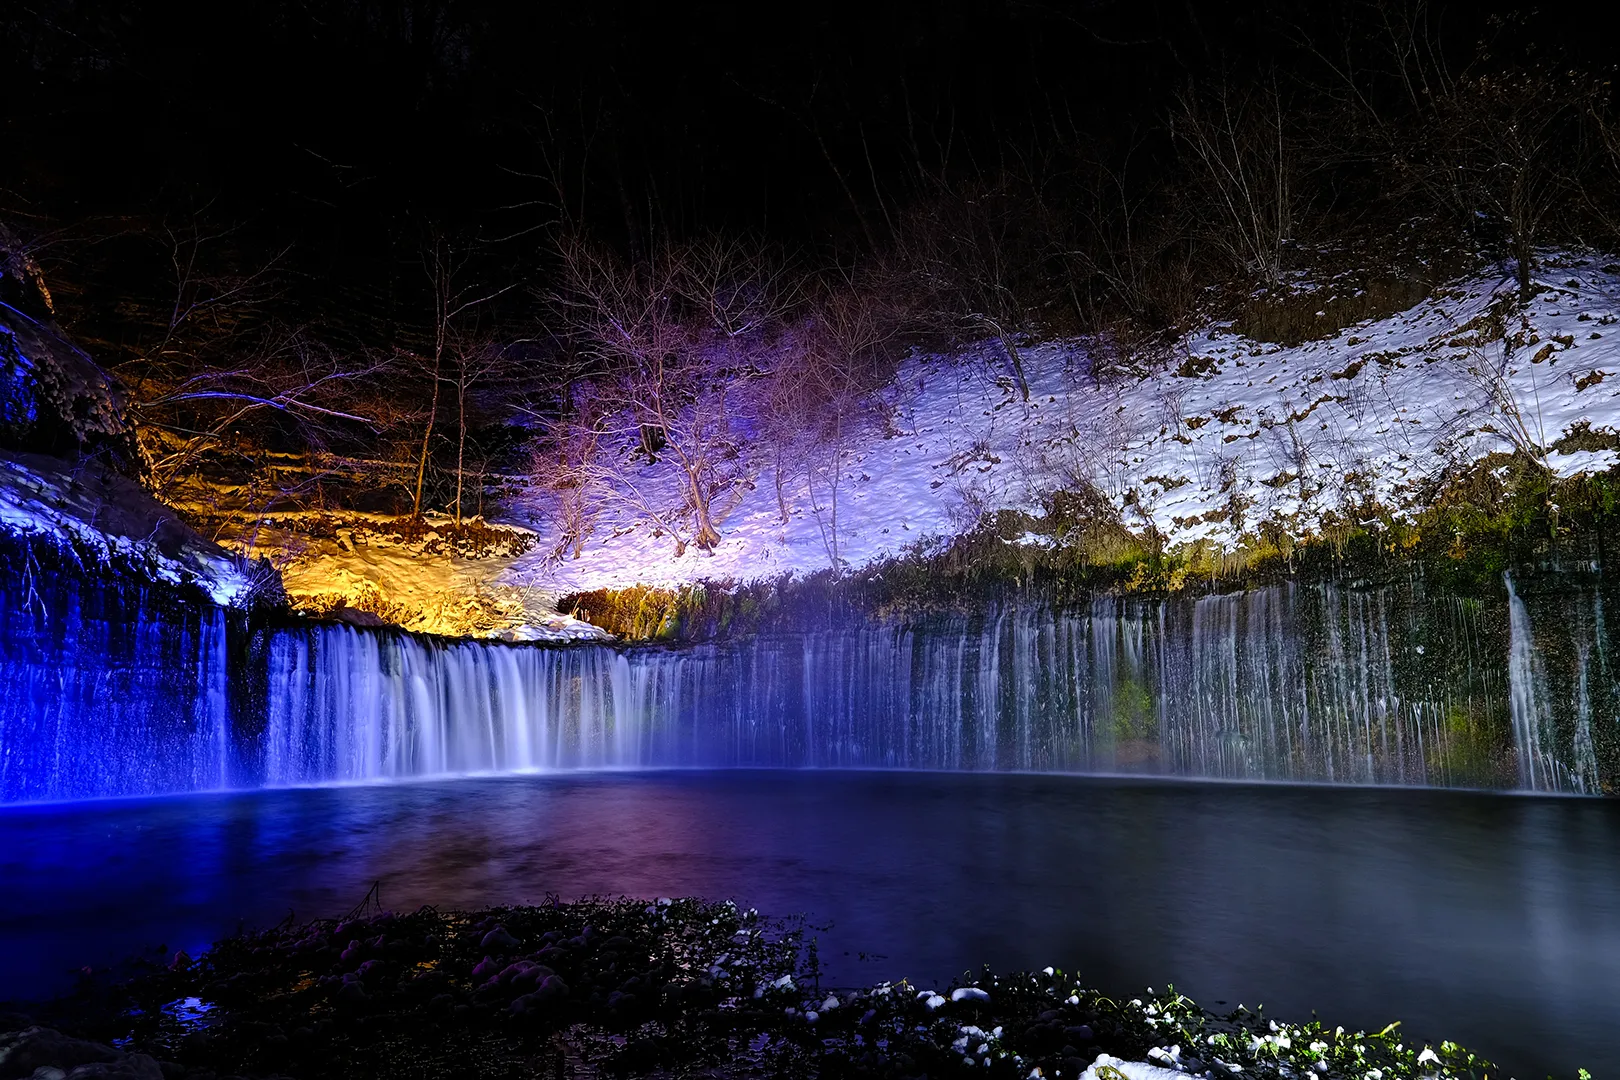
left=3, top=563, right=1615, bottom=802
left=0, top=551, right=231, bottom=803
left=249, top=577, right=1605, bottom=794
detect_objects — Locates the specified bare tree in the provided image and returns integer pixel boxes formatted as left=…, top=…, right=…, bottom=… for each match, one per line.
left=402, top=233, right=517, bottom=519
left=757, top=342, right=818, bottom=524
left=797, top=281, right=902, bottom=568
left=444, top=332, right=519, bottom=525
left=1404, top=69, right=1599, bottom=297
left=1300, top=5, right=1601, bottom=296
left=133, top=328, right=385, bottom=497
left=547, top=233, right=790, bottom=555
left=1172, top=75, right=1300, bottom=290
left=533, top=388, right=605, bottom=561
left=73, top=212, right=394, bottom=504
left=1067, top=137, right=1200, bottom=378
left=888, top=170, right=1048, bottom=399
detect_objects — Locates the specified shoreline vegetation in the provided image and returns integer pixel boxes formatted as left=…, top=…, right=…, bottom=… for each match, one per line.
left=558, top=460, right=1616, bottom=643
left=1, top=896, right=1526, bottom=1080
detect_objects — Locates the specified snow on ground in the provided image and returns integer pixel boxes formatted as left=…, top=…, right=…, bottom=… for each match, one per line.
left=0, top=450, right=254, bottom=605
left=180, top=253, right=1620, bottom=627
left=501, top=254, right=1620, bottom=592
left=205, top=511, right=611, bottom=641
left=18, top=256, right=1616, bottom=634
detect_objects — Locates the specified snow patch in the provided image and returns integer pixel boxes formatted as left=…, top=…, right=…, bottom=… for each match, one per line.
left=502, top=256, right=1620, bottom=591
left=0, top=452, right=252, bottom=605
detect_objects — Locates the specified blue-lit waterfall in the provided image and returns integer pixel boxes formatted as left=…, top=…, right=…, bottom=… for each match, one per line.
left=252, top=584, right=1514, bottom=787
left=0, top=552, right=233, bottom=802
left=2, top=551, right=1614, bottom=802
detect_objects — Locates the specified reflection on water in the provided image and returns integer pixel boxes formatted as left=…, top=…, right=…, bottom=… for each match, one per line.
left=1, top=771, right=1616, bottom=1078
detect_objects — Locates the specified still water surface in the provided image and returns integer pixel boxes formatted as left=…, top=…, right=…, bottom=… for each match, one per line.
left=1, top=771, right=1617, bottom=1078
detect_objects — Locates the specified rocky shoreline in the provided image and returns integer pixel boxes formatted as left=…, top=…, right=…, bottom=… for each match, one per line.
left=1, top=897, right=1503, bottom=1080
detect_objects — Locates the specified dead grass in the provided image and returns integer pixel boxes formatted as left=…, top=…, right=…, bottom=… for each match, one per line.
left=1234, top=275, right=1431, bottom=346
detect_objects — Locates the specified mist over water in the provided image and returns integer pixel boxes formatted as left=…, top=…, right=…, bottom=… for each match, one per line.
left=2, top=771, right=1616, bottom=1079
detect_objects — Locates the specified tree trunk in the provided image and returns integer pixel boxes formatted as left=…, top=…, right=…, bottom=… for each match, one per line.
left=1002, top=334, right=1031, bottom=402
left=1515, top=226, right=1535, bottom=299
left=980, top=317, right=1030, bottom=401
left=412, top=357, right=441, bottom=518
left=774, top=442, right=790, bottom=523
left=827, top=413, right=842, bottom=567
left=454, top=374, right=466, bottom=525
left=688, top=469, right=721, bottom=550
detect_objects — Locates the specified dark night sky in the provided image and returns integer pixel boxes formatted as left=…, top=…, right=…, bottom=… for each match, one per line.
left=0, top=0, right=1593, bottom=335
left=0, top=2, right=1526, bottom=234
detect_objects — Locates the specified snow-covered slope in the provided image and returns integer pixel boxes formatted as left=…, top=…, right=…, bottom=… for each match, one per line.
left=192, top=256, right=1620, bottom=628
left=503, top=256, right=1620, bottom=592
left=205, top=511, right=610, bottom=641
left=0, top=451, right=256, bottom=605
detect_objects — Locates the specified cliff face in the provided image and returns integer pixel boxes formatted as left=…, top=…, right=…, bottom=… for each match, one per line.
left=0, top=229, right=275, bottom=608
left=0, top=450, right=267, bottom=606
left=1, top=227, right=126, bottom=460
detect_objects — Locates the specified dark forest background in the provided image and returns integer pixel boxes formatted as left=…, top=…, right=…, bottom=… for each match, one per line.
left=3, top=0, right=1619, bottom=534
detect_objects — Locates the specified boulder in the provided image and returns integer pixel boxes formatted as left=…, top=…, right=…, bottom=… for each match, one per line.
left=0, top=1029, right=119, bottom=1080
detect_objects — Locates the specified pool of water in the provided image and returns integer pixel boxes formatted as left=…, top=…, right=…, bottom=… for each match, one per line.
left=1, top=771, right=1616, bottom=1077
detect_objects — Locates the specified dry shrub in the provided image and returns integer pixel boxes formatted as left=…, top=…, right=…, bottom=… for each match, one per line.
left=558, top=585, right=688, bottom=640
left=1234, top=276, right=1431, bottom=346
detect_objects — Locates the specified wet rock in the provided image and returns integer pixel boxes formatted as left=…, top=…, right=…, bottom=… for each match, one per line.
left=0, top=1028, right=119, bottom=1079
left=333, top=981, right=369, bottom=1007
left=1025, top=1021, right=1066, bottom=1049
left=64, top=1054, right=164, bottom=1080
left=494, top=961, right=536, bottom=984
left=511, top=963, right=553, bottom=990
left=479, top=927, right=520, bottom=952
left=404, top=970, right=450, bottom=1000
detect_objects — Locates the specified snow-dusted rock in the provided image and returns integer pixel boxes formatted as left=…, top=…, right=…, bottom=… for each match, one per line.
left=1079, top=1052, right=1189, bottom=1080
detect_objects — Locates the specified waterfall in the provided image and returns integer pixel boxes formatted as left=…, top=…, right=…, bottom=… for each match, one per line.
left=0, top=542, right=232, bottom=803
left=249, top=580, right=1513, bottom=789
left=1507, top=572, right=1555, bottom=789
left=3, top=548, right=1615, bottom=801
left=1505, top=570, right=1609, bottom=794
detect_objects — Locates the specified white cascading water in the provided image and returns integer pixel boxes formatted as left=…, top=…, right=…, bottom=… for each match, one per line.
left=1506, top=571, right=1555, bottom=789
left=0, top=594, right=232, bottom=803
left=3, top=568, right=1607, bottom=802
left=1504, top=570, right=1607, bottom=794
left=256, top=581, right=1545, bottom=789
